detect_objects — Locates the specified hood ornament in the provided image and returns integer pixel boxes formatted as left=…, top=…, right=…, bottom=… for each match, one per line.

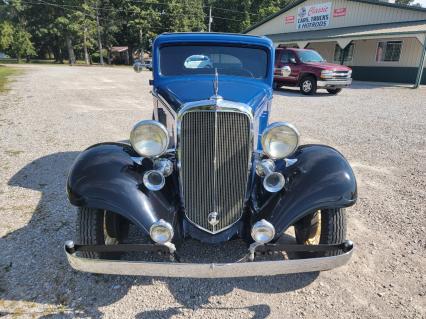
left=211, top=68, right=223, bottom=101
left=208, top=211, right=220, bottom=228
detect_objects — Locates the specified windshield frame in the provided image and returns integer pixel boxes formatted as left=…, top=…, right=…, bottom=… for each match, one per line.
left=158, top=43, right=270, bottom=80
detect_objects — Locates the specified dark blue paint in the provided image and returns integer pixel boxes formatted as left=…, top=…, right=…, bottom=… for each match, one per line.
left=251, top=145, right=357, bottom=238
left=67, top=33, right=357, bottom=244
left=67, top=143, right=180, bottom=235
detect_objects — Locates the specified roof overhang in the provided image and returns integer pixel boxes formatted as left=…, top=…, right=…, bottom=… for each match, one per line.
left=243, top=0, right=426, bottom=34
left=266, top=20, right=426, bottom=47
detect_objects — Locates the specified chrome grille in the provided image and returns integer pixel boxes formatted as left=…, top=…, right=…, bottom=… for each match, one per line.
left=180, top=111, right=251, bottom=233
left=333, top=71, right=350, bottom=79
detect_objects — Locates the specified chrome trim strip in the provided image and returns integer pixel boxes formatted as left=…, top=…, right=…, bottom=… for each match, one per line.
left=65, top=245, right=353, bottom=278
left=317, top=79, right=352, bottom=87
left=176, top=99, right=254, bottom=234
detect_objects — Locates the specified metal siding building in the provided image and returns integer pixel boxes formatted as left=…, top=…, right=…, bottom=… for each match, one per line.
left=244, top=0, right=426, bottom=86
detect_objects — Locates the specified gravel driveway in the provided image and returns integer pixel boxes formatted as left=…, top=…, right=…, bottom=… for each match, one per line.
left=0, top=65, right=425, bottom=319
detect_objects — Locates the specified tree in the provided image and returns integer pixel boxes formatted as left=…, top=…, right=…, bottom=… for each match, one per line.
left=9, top=27, right=36, bottom=62
left=205, top=0, right=291, bottom=33
left=395, top=0, right=414, bottom=5
left=0, top=3, right=35, bottom=62
left=0, top=21, right=14, bottom=51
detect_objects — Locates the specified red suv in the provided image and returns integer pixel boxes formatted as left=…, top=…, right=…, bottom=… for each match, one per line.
left=274, top=47, right=352, bottom=95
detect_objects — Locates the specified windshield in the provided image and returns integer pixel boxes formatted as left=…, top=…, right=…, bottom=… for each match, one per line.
left=297, top=50, right=325, bottom=63
left=160, top=45, right=268, bottom=79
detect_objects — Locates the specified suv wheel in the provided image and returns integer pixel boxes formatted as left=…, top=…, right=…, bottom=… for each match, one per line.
left=300, top=76, right=317, bottom=95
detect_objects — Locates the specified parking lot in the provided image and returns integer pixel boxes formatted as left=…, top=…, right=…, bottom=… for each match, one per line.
left=0, top=65, right=425, bottom=318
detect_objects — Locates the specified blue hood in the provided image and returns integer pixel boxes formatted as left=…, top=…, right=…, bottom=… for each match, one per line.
left=156, top=76, right=272, bottom=114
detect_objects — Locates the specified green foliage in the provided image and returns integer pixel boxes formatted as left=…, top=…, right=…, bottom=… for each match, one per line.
left=0, top=21, right=35, bottom=61
left=9, top=27, right=36, bottom=60
left=395, top=0, right=414, bottom=5
left=0, top=0, right=292, bottom=62
left=0, top=22, right=14, bottom=50
left=206, top=0, right=291, bottom=33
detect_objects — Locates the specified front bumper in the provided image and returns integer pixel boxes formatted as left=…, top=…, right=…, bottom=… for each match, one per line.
left=317, top=78, right=352, bottom=88
left=64, top=241, right=354, bottom=278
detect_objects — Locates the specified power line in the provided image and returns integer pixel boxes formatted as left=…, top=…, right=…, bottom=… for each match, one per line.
left=10, top=0, right=259, bottom=18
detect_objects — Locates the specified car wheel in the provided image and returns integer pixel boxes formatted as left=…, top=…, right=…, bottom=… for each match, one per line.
left=294, top=208, right=346, bottom=258
left=327, top=88, right=342, bottom=95
left=299, top=76, right=317, bottom=95
left=77, top=207, right=129, bottom=259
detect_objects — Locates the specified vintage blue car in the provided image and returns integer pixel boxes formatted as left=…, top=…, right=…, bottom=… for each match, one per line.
left=65, top=33, right=356, bottom=277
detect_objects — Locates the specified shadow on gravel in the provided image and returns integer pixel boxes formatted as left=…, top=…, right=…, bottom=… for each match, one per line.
left=1, top=151, right=318, bottom=319
left=136, top=271, right=318, bottom=319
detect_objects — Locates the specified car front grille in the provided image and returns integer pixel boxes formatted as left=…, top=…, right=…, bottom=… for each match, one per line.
left=333, top=71, right=351, bottom=79
left=180, top=111, right=251, bottom=233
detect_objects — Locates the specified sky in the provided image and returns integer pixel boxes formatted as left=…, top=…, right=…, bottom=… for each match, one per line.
left=414, top=0, right=426, bottom=7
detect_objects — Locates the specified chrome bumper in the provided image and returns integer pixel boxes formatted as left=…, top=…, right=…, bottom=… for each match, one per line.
left=317, top=78, right=352, bottom=88
left=64, top=243, right=354, bottom=278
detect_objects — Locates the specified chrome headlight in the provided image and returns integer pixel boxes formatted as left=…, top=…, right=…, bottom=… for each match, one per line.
left=261, top=122, right=299, bottom=159
left=149, top=219, right=174, bottom=244
left=130, top=120, right=169, bottom=158
left=251, top=219, right=275, bottom=244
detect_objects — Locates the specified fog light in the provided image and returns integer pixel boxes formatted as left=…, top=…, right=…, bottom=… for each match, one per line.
left=150, top=219, right=174, bottom=244
left=143, top=170, right=165, bottom=191
left=251, top=219, right=275, bottom=244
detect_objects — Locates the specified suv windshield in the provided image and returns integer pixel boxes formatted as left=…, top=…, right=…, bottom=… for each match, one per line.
left=297, top=50, right=325, bottom=63
left=160, top=45, right=268, bottom=79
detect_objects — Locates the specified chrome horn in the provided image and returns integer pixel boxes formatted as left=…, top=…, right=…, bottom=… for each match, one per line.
left=255, top=159, right=285, bottom=193
left=143, top=158, right=173, bottom=191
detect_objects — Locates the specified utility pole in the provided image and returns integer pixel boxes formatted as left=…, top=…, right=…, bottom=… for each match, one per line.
left=96, top=3, right=104, bottom=65
left=208, top=6, right=212, bottom=32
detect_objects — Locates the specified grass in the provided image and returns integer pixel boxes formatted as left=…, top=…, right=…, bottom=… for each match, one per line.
left=0, top=66, right=21, bottom=93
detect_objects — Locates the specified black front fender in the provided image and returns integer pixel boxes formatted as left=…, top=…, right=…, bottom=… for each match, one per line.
left=67, top=143, right=180, bottom=234
left=253, top=145, right=357, bottom=236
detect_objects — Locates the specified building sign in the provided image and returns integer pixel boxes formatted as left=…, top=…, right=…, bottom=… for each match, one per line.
left=285, top=15, right=295, bottom=24
left=333, top=7, right=347, bottom=17
left=297, top=2, right=332, bottom=30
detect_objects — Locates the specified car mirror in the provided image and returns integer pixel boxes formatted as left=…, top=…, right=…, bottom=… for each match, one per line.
left=133, top=61, right=144, bottom=73
left=280, top=66, right=291, bottom=77
left=289, top=58, right=297, bottom=64
left=184, top=55, right=212, bottom=69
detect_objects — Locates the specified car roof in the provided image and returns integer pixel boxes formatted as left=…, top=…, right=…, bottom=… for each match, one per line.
left=154, top=32, right=274, bottom=49
left=276, top=47, right=312, bottom=51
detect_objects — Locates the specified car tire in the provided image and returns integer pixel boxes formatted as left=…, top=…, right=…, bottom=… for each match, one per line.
left=299, top=76, right=317, bottom=95
left=327, top=88, right=342, bottom=95
left=294, top=208, right=346, bottom=258
left=77, top=207, right=129, bottom=259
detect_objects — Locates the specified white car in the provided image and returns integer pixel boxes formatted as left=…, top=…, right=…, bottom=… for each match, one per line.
left=184, top=55, right=213, bottom=69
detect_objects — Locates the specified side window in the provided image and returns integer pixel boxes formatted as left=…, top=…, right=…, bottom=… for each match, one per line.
left=280, top=51, right=290, bottom=63
left=334, top=43, right=354, bottom=63
left=376, top=41, right=402, bottom=62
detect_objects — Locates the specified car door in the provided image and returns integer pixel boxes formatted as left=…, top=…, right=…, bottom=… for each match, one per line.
left=286, top=51, right=303, bottom=83
left=276, top=50, right=298, bottom=85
